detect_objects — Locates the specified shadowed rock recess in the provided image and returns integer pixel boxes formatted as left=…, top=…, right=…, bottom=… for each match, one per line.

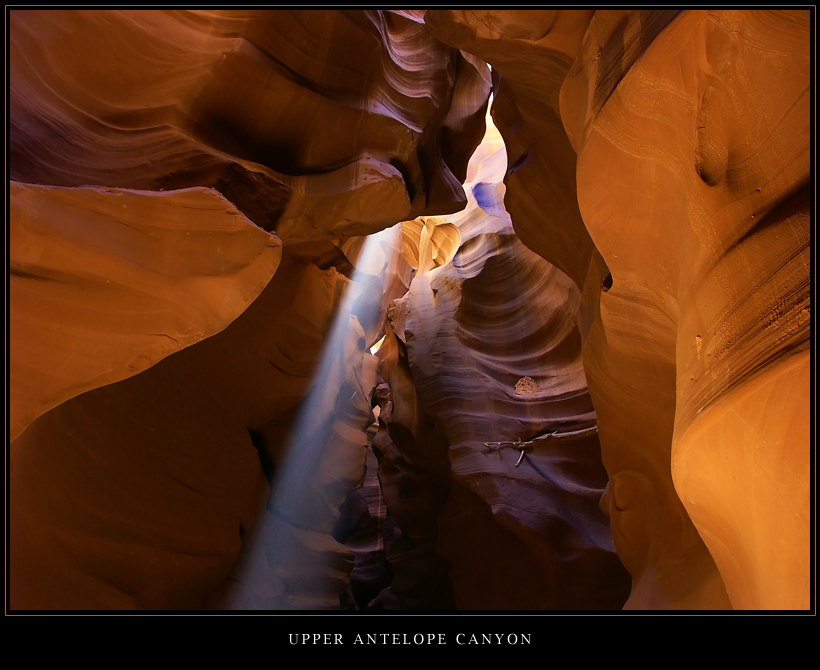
left=9, top=9, right=810, bottom=611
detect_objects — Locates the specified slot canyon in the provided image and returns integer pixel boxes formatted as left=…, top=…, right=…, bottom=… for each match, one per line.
left=8, top=9, right=811, bottom=611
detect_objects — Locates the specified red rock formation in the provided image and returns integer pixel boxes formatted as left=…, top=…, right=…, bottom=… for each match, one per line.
left=427, top=9, right=810, bottom=610
left=9, top=9, right=491, bottom=610
left=374, top=115, right=631, bottom=609
left=9, top=183, right=281, bottom=441
left=10, top=251, right=349, bottom=609
left=10, top=9, right=490, bottom=241
left=568, top=8, right=810, bottom=610
left=8, top=9, right=809, bottom=612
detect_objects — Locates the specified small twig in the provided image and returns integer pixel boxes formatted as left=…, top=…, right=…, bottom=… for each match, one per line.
left=483, top=437, right=524, bottom=454
left=483, top=425, right=598, bottom=457
left=515, top=450, right=526, bottom=467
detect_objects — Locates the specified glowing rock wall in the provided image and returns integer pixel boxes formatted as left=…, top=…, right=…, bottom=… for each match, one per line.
left=8, top=9, right=810, bottom=611
left=427, top=8, right=810, bottom=610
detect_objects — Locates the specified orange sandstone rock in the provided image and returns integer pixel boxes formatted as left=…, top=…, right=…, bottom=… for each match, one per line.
left=9, top=183, right=281, bottom=442
left=10, top=9, right=490, bottom=242
left=427, top=8, right=810, bottom=610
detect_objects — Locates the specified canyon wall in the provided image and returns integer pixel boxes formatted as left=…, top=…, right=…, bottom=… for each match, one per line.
left=427, top=8, right=810, bottom=610
left=8, top=10, right=810, bottom=610
left=370, top=117, right=630, bottom=609
left=9, top=9, right=491, bottom=610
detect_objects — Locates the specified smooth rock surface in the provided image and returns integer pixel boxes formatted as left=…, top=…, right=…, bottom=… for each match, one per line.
left=378, top=109, right=631, bottom=609
left=8, top=9, right=809, bottom=611
left=428, top=8, right=810, bottom=609
left=10, top=9, right=490, bottom=242
left=9, top=182, right=281, bottom=442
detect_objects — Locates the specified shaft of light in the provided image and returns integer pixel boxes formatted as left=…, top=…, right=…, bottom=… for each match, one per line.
left=224, top=224, right=399, bottom=610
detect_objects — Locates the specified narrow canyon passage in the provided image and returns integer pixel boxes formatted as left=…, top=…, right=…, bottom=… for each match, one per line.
left=8, top=10, right=810, bottom=612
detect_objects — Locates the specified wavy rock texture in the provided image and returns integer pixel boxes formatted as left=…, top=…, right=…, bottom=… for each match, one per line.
left=567, top=9, right=810, bottom=610
left=9, top=9, right=490, bottom=610
left=426, top=9, right=724, bottom=608
left=9, top=9, right=809, bottom=612
left=428, top=9, right=810, bottom=609
left=426, top=9, right=596, bottom=288
left=10, top=9, right=490, bottom=242
left=377, top=113, right=631, bottom=609
left=9, top=182, right=281, bottom=442
left=10, top=250, right=391, bottom=609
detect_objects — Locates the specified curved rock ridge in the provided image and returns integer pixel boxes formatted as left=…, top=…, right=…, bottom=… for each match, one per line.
left=10, top=9, right=491, bottom=242
left=10, top=249, right=381, bottom=609
left=569, top=8, right=809, bottom=610
left=9, top=9, right=809, bottom=612
left=427, top=9, right=810, bottom=609
left=9, top=182, right=282, bottom=442
left=402, top=236, right=629, bottom=609
left=401, top=216, right=461, bottom=274
left=426, top=9, right=596, bottom=288
left=376, top=105, right=631, bottom=609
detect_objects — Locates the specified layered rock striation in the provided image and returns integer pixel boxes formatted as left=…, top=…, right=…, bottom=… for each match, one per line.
left=10, top=10, right=490, bottom=241
left=427, top=8, right=810, bottom=610
left=9, top=9, right=490, bottom=610
left=8, top=9, right=810, bottom=611
left=9, top=182, right=282, bottom=442
left=372, top=116, right=630, bottom=609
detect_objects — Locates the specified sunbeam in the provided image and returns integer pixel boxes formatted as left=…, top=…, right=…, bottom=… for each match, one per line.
left=224, top=225, right=400, bottom=609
